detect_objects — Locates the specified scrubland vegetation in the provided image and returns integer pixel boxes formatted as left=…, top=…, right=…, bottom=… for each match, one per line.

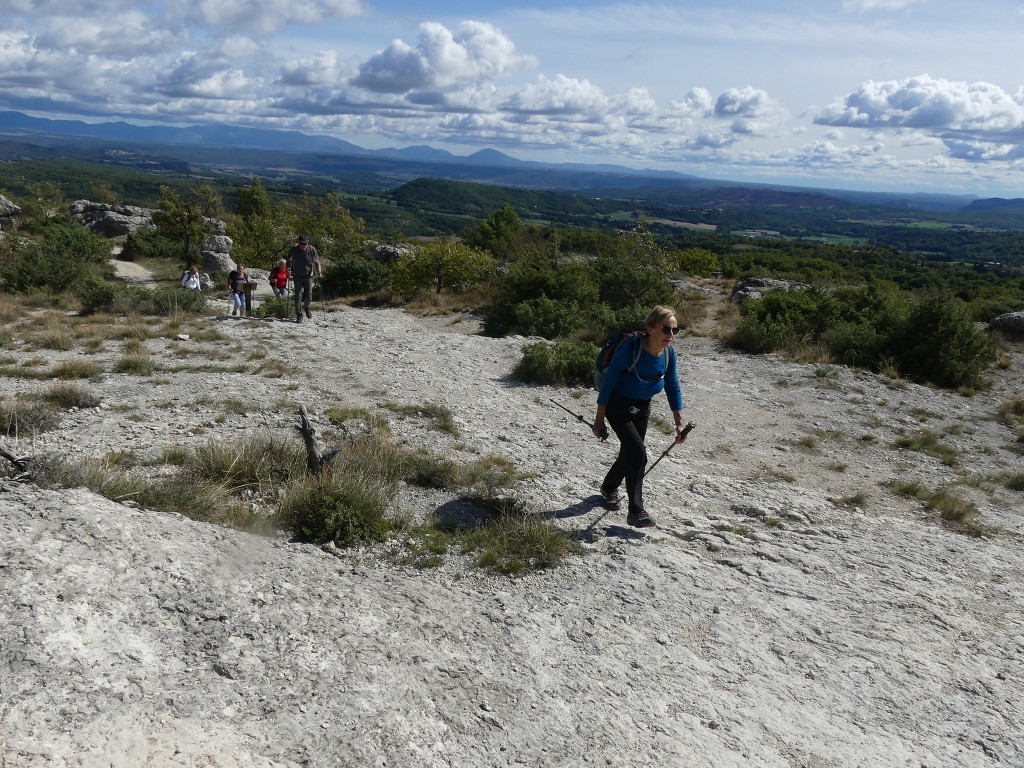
left=2, top=161, right=1023, bottom=568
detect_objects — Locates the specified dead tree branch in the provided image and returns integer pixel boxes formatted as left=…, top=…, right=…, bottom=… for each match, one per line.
left=296, top=406, right=342, bottom=475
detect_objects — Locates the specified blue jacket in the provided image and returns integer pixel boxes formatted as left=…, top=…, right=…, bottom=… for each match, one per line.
left=597, top=336, right=683, bottom=411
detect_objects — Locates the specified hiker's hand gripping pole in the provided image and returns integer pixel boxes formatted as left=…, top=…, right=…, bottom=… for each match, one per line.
left=644, top=421, right=696, bottom=478
left=549, top=398, right=608, bottom=441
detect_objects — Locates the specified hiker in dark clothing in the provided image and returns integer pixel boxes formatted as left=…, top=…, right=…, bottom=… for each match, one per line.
left=227, top=263, right=250, bottom=317
left=592, top=305, right=687, bottom=528
left=287, top=235, right=322, bottom=323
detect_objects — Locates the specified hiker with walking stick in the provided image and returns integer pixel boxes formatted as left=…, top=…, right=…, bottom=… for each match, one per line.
left=592, top=305, right=687, bottom=528
left=287, top=235, right=322, bottom=323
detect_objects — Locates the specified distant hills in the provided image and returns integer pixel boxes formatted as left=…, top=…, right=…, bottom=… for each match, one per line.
left=2, top=109, right=1022, bottom=214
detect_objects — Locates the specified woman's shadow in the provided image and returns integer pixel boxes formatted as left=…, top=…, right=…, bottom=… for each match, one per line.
left=550, top=494, right=646, bottom=541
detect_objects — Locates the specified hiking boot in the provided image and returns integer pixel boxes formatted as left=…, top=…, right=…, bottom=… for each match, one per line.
left=296, top=314, right=303, bottom=323
left=305, top=309, right=313, bottom=319
left=600, top=486, right=621, bottom=511
left=626, top=509, right=656, bottom=528
left=231, top=309, right=238, bottom=316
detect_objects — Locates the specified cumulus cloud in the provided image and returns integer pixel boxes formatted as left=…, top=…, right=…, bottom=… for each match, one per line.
left=842, top=0, right=930, bottom=12
left=5, top=0, right=137, bottom=12
left=190, top=0, right=366, bottom=35
left=279, top=50, right=353, bottom=87
left=33, top=13, right=180, bottom=57
left=668, top=88, right=715, bottom=118
left=816, top=74, right=1024, bottom=146
left=502, top=75, right=609, bottom=117
left=352, top=21, right=535, bottom=94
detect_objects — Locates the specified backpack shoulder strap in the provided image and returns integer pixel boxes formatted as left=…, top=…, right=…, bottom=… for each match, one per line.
left=626, top=332, right=644, bottom=373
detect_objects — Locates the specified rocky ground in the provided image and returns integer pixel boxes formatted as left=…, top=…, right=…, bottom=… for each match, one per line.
left=1, top=273, right=1022, bottom=767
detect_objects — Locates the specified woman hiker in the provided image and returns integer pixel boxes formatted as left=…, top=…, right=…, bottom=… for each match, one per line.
left=592, top=305, right=688, bottom=528
left=227, top=263, right=250, bottom=317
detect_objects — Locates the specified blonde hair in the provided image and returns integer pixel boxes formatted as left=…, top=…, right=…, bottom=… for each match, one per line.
left=644, top=305, right=677, bottom=330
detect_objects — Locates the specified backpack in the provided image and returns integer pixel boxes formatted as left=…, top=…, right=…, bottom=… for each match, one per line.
left=594, top=331, right=645, bottom=389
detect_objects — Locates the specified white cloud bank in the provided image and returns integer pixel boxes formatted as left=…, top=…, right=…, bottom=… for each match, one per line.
left=817, top=75, right=1024, bottom=162
left=2, top=2, right=1024, bottom=193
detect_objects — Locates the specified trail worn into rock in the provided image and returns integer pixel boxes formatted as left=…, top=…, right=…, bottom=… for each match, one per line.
left=2, top=302, right=1022, bottom=767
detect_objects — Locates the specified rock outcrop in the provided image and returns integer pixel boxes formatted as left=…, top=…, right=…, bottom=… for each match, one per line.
left=1, top=193, right=22, bottom=231
left=202, top=234, right=235, bottom=273
left=990, top=310, right=1024, bottom=335
left=730, top=276, right=808, bottom=303
left=69, top=200, right=156, bottom=237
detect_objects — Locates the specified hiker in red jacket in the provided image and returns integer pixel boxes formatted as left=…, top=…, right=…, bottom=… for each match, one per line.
left=269, top=259, right=289, bottom=298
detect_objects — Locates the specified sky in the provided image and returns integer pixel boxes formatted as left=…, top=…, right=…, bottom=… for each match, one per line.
left=4, top=0, right=1024, bottom=197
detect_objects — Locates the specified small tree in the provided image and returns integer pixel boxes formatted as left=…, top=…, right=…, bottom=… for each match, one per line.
left=390, top=240, right=496, bottom=298
left=228, top=177, right=285, bottom=269
left=18, top=182, right=66, bottom=225
left=465, top=203, right=525, bottom=258
left=152, top=185, right=223, bottom=267
left=675, top=247, right=719, bottom=277
left=279, top=192, right=365, bottom=259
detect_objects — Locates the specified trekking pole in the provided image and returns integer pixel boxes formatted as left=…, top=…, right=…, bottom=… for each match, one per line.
left=316, top=275, right=325, bottom=311
left=549, top=398, right=608, bottom=441
left=644, top=421, right=696, bottom=478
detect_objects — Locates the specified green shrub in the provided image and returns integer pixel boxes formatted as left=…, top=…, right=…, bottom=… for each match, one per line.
left=279, top=472, right=396, bottom=546
left=121, top=228, right=179, bottom=262
left=733, top=284, right=996, bottom=388
left=0, top=236, right=92, bottom=294
left=78, top=278, right=206, bottom=316
left=514, top=340, right=597, bottom=386
left=674, top=247, right=719, bottom=276
left=892, top=289, right=996, bottom=388
left=455, top=496, right=583, bottom=575
left=40, top=383, right=101, bottom=409
left=483, top=254, right=599, bottom=338
left=390, top=241, right=496, bottom=298
left=253, top=295, right=293, bottom=320
left=114, top=356, right=156, bottom=375
left=149, top=286, right=206, bottom=315
left=322, top=254, right=388, bottom=296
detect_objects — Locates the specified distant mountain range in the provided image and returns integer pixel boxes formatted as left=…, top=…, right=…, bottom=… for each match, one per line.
left=2, top=109, right=1020, bottom=213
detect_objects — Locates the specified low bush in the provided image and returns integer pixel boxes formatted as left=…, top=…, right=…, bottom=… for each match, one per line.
left=253, top=295, right=292, bottom=320
left=78, top=277, right=207, bottom=316
left=892, top=429, right=959, bottom=466
left=0, top=398, right=61, bottom=436
left=40, top=383, right=101, bottom=409
left=321, top=254, right=388, bottom=296
left=514, top=340, right=597, bottom=386
left=455, top=496, right=583, bottom=575
left=53, top=360, right=102, bottom=380
left=279, top=471, right=397, bottom=547
left=0, top=233, right=95, bottom=294
left=30, top=456, right=252, bottom=528
left=732, top=285, right=996, bottom=388
left=888, top=480, right=989, bottom=537
left=114, top=356, right=156, bottom=376
left=121, top=229, right=180, bottom=262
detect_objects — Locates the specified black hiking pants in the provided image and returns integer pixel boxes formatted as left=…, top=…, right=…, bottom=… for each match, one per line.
left=602, top=392, right=651, bottom=514
left=294, top=276, right=312, bottom=317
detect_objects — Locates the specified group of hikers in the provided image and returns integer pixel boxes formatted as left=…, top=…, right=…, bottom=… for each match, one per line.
left=180, top=234, right=322, bottom=323
left=181, top=235, right=688, bottom=529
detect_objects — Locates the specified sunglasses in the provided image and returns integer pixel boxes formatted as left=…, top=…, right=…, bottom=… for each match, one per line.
left=661, top=325, right=681, bottom=336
